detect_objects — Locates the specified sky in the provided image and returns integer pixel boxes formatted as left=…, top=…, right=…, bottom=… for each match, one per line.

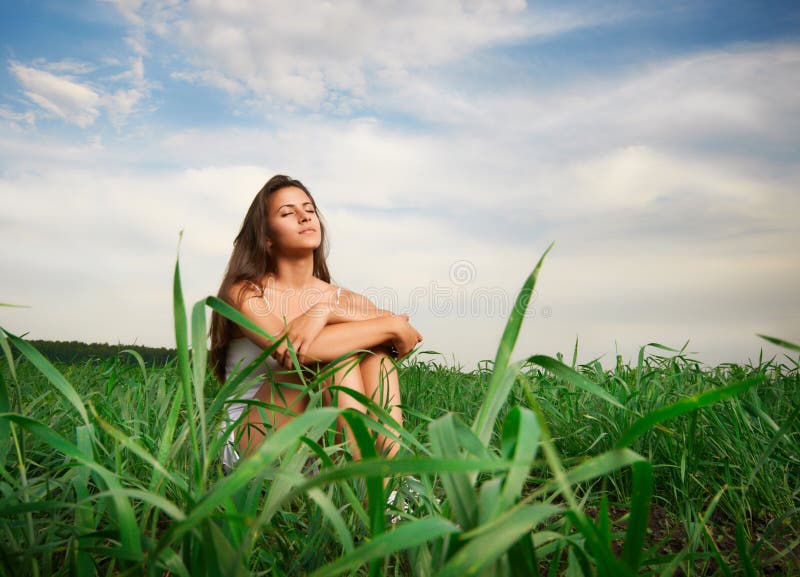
left=1, top=0, right=798, bottom=370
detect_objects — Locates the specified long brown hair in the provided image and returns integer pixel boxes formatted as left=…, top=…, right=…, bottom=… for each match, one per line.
left=209, top=175, right=331, bottom=383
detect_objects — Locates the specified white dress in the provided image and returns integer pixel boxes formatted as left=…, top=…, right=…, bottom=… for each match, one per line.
left=221, top=337, right=282, bottom=468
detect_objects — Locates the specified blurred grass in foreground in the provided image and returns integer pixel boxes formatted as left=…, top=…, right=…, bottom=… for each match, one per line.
left=0, top=244, right=797, bottom=576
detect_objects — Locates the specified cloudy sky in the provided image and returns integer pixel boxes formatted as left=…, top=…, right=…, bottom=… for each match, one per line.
left=1, top=0, right=798, bottom=369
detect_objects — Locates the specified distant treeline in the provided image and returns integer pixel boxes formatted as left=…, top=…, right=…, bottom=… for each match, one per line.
left=25, top=340, right=177, bottom=366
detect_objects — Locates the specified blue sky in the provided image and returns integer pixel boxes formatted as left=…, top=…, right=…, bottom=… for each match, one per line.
left=1, top=1, right=798, bottom=368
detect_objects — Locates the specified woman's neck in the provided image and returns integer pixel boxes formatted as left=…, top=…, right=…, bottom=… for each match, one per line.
left=270, top=254, right=316, bottom=291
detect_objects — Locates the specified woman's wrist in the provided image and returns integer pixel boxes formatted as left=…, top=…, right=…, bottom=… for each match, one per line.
left=388, top=314, right=408, bottom=338
left=309, top=300, right=332, bottom=321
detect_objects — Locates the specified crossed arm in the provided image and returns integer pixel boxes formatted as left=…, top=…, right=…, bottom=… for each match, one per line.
left=232, top=285, right=422, bottom=368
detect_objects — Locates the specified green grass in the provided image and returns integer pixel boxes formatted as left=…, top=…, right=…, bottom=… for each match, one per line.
left=0, top=246, right=798, bottom=576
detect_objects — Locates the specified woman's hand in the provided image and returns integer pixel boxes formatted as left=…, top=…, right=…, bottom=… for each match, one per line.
left=272, top=302, right=331, bottom=369
left=390, top=314, right=423, bottom=359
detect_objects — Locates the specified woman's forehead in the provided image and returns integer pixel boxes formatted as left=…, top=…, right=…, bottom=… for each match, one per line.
left=269, top=186, right=312, bottom=208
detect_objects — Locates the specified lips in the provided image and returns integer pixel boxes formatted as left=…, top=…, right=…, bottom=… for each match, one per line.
left=299, top=228, right=316, bottom=234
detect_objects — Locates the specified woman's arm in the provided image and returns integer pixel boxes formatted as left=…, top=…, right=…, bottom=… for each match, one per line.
left=289, top=315, right=401, bottom=362
left=231, top=283, right=414, bottom=365
left=246, top=313, right=411, bottom=366
left=232, top=283, right=421, bottom=367
left=324, top=288, right=393, bottom=323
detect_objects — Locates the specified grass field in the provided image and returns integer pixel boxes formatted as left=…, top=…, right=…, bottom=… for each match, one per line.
left=1, top=249, right=798, bottom=576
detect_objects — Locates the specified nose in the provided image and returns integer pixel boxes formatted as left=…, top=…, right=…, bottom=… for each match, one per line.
left=298, top=211, right=311, bottom=223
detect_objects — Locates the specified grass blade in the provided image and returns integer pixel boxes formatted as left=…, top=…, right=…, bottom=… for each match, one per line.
left=173, top=241, right=199, bottom=488
left=74, top=425, right=97, bottom=577
left=496, top=407, right=540, bottom=516
left=616, top=375, right=764, bottom=448
left=0, top=413, right=142, bottom=557
left=438, top=504, right=560, bottom=577
left=473, top=242, right=554, bottom=445
left=308, top=517, right=460, bottom=577
left=155, top=407, right=341, bottom=551
left=339, top=410, right=383, bottom=539
left=430, top=413, right=479, bottom=530
left=4, top=331, right=90, bottom=427
left=191, top=299, right=209, bottom=480
left=526, top=355, right=624, bottom=410
left=621, top=460, right=653, bottom=571
left=735, top=521, right=757, bottom=577
left=531, top=449, right=645, bottom=498
left=757, top=334, right=800, bottom=352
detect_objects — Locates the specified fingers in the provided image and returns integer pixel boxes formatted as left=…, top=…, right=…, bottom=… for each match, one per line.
left=272, top=342, right=295, bottom=370
left=274, top=337, right=313, bottom=369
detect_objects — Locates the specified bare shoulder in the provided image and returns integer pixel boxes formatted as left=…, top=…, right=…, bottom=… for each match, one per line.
left=337, top=287, right=381, bottom=310
left=227, top=279, right=267, bottom=308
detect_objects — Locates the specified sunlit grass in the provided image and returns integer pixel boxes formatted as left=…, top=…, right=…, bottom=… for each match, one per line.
left=1, top=246, right=797, bottom=576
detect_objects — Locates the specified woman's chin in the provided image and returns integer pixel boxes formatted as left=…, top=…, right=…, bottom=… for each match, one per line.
left=279, top=242, right=321, bottom=257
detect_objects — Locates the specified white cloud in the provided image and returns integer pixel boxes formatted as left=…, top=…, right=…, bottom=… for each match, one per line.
left=0, top=107, right=36, bottom=127
left=170, top=70, right=244, bottom=94
left=6, top=55, right=151, bottom=129
left=105, top=87, right=146, bottom=126
left=101, top=0, right=144, bottom=26
left=113, top=0, right=619, bottom=108
left=9, top=62, right=102, bottom=127
left=374, top=42, right=800, bottom=149
left=31, top=57, right=97, bottom=75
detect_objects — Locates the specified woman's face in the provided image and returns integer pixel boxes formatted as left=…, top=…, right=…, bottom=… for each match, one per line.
left=267, top=186, right=322, bottom=254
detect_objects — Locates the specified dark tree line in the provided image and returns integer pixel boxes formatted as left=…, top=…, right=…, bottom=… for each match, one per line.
left=25, top=340, right=177, bottom=366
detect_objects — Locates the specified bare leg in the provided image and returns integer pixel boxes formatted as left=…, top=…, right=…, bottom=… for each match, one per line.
left=358, top=346, right=403, bottom=459
left=323, top=355, right=369, bottom=460
left=236, top=373, right=308, bottom=460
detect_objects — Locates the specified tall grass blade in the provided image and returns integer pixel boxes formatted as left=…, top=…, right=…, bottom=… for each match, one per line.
left=531, top=449, right=644, bottom=498
left=0, top=367, right=9, bottom=461
left=150, top=385, right=184, bottom=492
left=89, top=403, right=188, bottom=494
left=119, top=348, right=148, bottom=384
left=204, top=520, right=249, bottom=577
left=155, top=407, right=341, bottom=552
left=735, top=521, right=757, bottom=577
left=289, top=457, right=508, bottom=502
left=616, top=375, right=764, bottom=447
left=438, top=504, right=560, bottom=577
left=340, top=410, right=383, bottom=526
left=621, top=460, right=653, bottom=571
left=0, top=328, right=18, bottom=383
left=496, top=407, right=540, bottom=516
left=4, top=331, right=90, bottom=427
left=508, top=532, right=539, bottom=577
left=745, top=404, right=800, bottom=490
left=473, top=242, right=553, bottom=445
left=527, top=354, right=624, bottom=409
left=205, top=296, right=281, bottom=347
left=567, top=510, right=638, bottom=577
left=191, top=299, right=208, bottom=481
left=697, top=486, right=732, bottom=577
left=308, top=517, right=460, bottom=577
left=430, top=414, right=479, bottom=530
left=0, top=413, right=142, bottom=557
left=327, top=383, right=427, bottom=455
left=172, top=241, right=199, bottom=487
left=757, top=334, right=800, bottom=352
left=307, top=487, right=355, bottom=554
left=74, top=425, right=97, bottom=577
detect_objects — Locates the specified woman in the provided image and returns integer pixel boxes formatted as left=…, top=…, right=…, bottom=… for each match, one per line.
left=209, top=174, right=423, bottom=469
